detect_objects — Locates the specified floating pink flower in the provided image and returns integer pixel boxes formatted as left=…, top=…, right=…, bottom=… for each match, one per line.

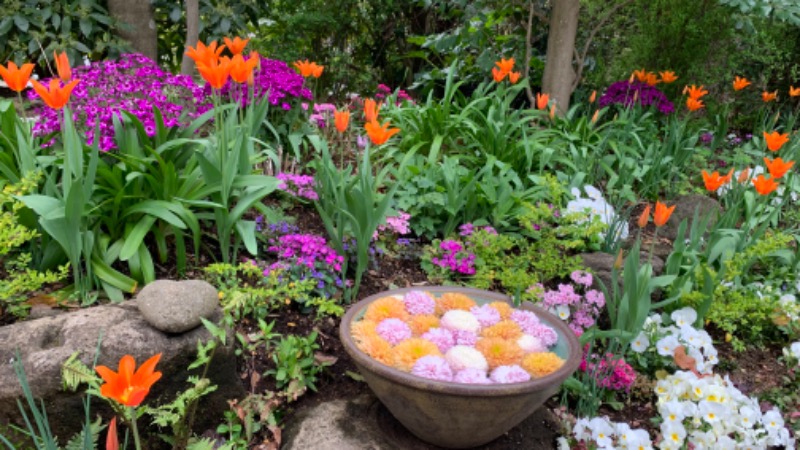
left=376, top=318, right=413, bottom=345
left=404, top=290, right=436, bottom=315
left=470, top=304, right=501, bottom=328
left=440, top=310, right=481, bottom=334
left=528, top=324, right=558, bottom=347
left=445, top=346, right=488, bottom=372
left=452, top=330, right=478, bottom=347
left=510, top=310, right=540, bottom=334
left=411, top=355, right=454, bottom=382
left=490, top=365, right=531, bottom=384
left=453, top=368, right=492, bottom=384
left=422, top=328, right=456, bottom=353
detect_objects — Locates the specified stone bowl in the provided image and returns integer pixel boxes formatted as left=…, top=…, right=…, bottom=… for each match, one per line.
left=340, top=286, right=582, bottom=449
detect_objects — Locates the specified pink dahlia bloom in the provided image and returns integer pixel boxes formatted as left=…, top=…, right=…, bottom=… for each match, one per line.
left=528, top=324, right=558, bottom=347
left=411, top=355, right=454, bottom=382
left=470, top=304, right=501, bottom=328
left=453, top=368, right=492, bottom=384
left=452, top=329, right=478, bottom=347
left=490, top=365, right=531, bottom=384
left=422, top=327, right=456, bottom=353
left=376, top=318, right=412, bottom=345
left=510, top=310, right=540, bottom=334
left=403, top=290, right=436, bottom=315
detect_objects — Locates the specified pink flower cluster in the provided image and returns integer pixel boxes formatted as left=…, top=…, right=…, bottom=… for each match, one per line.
left=377, top=211, right=412, bottom=236
left=458, top=223, right=498, bottom=237
left=540, top=271, right=604, bottom=336
left=580, top=352, right=637, bottom=391
left=431, top=240, right=476, bottom=275
left=267, top=234, right=344, bottom=271
left=276, top=173, right=318, bottom=201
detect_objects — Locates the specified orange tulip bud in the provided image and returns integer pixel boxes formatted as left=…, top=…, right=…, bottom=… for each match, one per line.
left=334, top=109, right=350, bottom=133
left=54, top=51, right=72, bottom=82
left=637, top=204, right=651, bottom=228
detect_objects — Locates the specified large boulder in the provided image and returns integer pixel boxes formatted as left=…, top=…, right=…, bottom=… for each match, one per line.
left=580, top=252, right=664, bottom=294
left=0, top=299, right=244, bottom=443
left=137, top=279, right=219, bottom=333
left=660, top=194, right=722, bottom=242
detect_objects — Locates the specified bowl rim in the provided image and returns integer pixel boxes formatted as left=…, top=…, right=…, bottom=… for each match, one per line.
left=340, top=286, right=583, bottom=397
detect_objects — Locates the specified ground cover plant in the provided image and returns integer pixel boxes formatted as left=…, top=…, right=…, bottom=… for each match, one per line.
left=3, top=7, right=800, bottom=449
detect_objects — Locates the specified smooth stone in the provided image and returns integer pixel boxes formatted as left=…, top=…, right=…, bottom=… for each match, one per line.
left=137, top=279, right=218, bottom=333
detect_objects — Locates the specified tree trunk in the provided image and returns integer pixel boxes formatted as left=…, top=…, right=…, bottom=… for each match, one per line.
left=541, top=0, right=580, bottom=114
left=107, top=0, right=158, bottom=61
left=181, top=0, right=201, bottom=75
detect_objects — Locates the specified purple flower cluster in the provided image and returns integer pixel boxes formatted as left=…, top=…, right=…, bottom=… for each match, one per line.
left=458, top=223, right=497, bottom=237
left=28, top=53, right=212, bottom=151
left=597, top=80, right=674, bottom=115
left=580, top=352, right=637, bottom=391
left=204, top=56, right=312, bottom=110
left=276, top=173, right=318, bottom=201
left=540, top=272, right=605, bottom=336
left=374, top=83, right=414, bottom=105
left=266, top=233, right=345, bottom=295
left=431, top=240, right=476, bottom=275
left=375, top=211, right=411, bottom=239
left=307, top=103, right=336, bottom=128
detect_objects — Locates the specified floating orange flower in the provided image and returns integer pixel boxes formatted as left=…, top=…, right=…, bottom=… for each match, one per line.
left=95, top=354, right=162, bottom=407
left=702, top=170, right=732, bottom=192
left=481, top=321, right=523, bottom=340
left=185, top=41, right=225, bottom=67
left=223, top=36, right=249, bottom=55
left=334, top=109, right=350, bottom=133
left=357, top=334, right=393, bottom=366
left=637, top=204, right=651, bottom=228
left=364, top=297, right=408, bottom=322
left=363, top=98, right=381, bottom=123
left=106, top=417, right=118, bottom=450
left=31, top=78, right=80, bottom=110
left=659, top=71, right=678, bottom=83
left=683, top=85, right=708, bottom=100
left=653, top=201, right=675, bottom=227
left=391, top=338, right=441, bottom=371
left=752, top=174, right=779, bottom=195
left=686, top=97, right=704, bottom=112
left=522, top=352, right=564, bottom=377
left=491, top=67, right=506, bottom=83
left=0, top=61, right=35, bottom=92
left=407, top=314, right=439, bottom=336
left=229, top=52, right=259, bottom=84
left=435, top=293, right=477, bottom=315
left=763, top=131, right=790, bottom=152
left=508, top=71, right=521, bottom=84
left=632, top=69, right=648, bottom=83
left=476, top=338, right=524, bottom=369
left=54, top=51, right=71, bottom=82
left=488, top=302, right=513, bottom=320
left=589, top=90, right=597, bottom=103
left=293, top=59, right=323, bottom=78
left=764, top=157, right=795, bottom=179
left=644, top=72, right=659, bottom=86
left=364, top=119, right=400, bottom=145
left=536, top=92, right=549, bottom=110
left=762, top=90, right=778, bottom=102
left=791, top=86, right=800, bottom=97
left=495, top=57, right=515, bottom=75
left=197, top=58, right=231, bottom=89
left=732, top=76, right=751, bottom=91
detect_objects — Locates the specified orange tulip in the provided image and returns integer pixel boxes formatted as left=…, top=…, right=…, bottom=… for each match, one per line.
left=185, top=41, right=225, bottom=67
left=791, top=86, right=800, bottom=97
left=721, top=168, right=734, bottom=184
left=31, top=79, right=80, bottom=110
left=54, top=51, right=71, bottom=82
left=737, top=168, right=751, bottom=183
left=197, top=58, right=231, bottom=89
left=549, top=104, right=556, bottom=119
left=223, top=36, right=249, bottom=55
left=0, top=61, right=35, bottom=92
left=632, top=69, right=648, bottom=83
left=764, top=157, right=794, bottom=179
left=293, top=60, right=323, bottom=78
left=644, top=72, right=659, bottom=86
left=495, top=58, right=515, bottom=75
left=334, top=109, right=350, bottom=133
left=683, top=85, right=708, bottom=100
left=229, top=52, right=259, bottom=84
left=637, top=204, right=651, bottom=228
left=732, top=76, right=751, bottom=91
left=508, top=71, right=521, bottom=84
left=659, top=71, right=678, bottom=83
left=95, top=354, right=162, bottom=407
left=763, top=131, right=790, bottom=152
left=491, top=67, right=506, bottom=83
left=591, top=110, right=599, bottom=124
left=752, top=174, right=779, bottom=195
left=106, top=417, right=118, bottom=450
left=364, top=119, right=400, bottom=145
left=363, top=98, right=381, bottom=123
left=702, top=170, right=731, bottom=191
left=589, top=90, right=597, bottom=104
left=686, top=97, right=704, bottom=112
left=762, top=90, right=778, bottom=102
left=653, top=201, right=675, bottom=227
left=536, top=92, right=549, bottom=110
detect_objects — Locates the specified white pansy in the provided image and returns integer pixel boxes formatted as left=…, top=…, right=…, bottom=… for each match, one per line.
left=671, top=307, right=697, bottom=328
left=587, top=417, right=615, bottom=448
left=555, top=304, right=570, bottom=321
left=630, top=332, right=650, bottom=353
left=566, top=185, right=629, bottom=240
left=698, top=400, right=727, bottom=423
left=791, top=341, right=800, bottom=360
left=762, top=409, right=785, bottom=434
left=556, top=437, right=570, bottom=450
left=573, top=418, right=591, bottom=441
left=656, top=335, right=680, bottom=357
left=660, top=422, right=687, bottom=448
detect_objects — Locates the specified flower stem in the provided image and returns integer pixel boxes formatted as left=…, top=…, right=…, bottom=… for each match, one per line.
left=129, top=406, right=142, bottom=450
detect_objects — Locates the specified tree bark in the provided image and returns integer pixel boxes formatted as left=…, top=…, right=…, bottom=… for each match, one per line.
left=181, top=0, right=200, bottom=75
left=107, top=0, right=158, bottom=61
left=541, top=0, right=581, bottom=114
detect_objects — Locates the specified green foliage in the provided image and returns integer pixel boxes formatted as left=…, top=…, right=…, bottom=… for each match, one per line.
left=718, top=0, right=800, bottom=26
left=0, top=0, right=126, bottom=66
left=0, top=174, right=68, bottom=318
left=265, top=332, right=329, bottom=401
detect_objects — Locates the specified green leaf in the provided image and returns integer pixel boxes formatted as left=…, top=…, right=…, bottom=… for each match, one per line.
left=119, top=215, right=157, bottom=261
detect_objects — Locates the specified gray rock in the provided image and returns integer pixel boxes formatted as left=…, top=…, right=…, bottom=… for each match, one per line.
left=282, top=392, right=559, bottom=450
left=580, top=251, right=664, bottom=293
left=137, top=279, right=218, bottom=333
left=660, top=194, right=722, bottom=242
left=0, top=300, right=244, bottom=442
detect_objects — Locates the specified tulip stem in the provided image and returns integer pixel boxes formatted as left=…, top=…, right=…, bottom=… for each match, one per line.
left=129, top=407, right=142, bottom=450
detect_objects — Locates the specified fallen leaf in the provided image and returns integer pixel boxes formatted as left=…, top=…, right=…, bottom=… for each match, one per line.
left=345, top=370, right=365, bottom=382
left=314, top=352, right=338, bottom=366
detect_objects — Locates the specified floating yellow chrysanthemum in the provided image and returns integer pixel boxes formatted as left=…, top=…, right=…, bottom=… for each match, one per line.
left=481, top=320, right=523, bottom=340
left=522, top=352, right=565, bottom=378
left=435, top=293, right=477, bottom=315
left=391, top=338, right=442, bottom=371
left=476, top=338, right=524, bottom=369
left=364, top=297, right=409, bottom=323
left=407, top=314, right=440, bottom=336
